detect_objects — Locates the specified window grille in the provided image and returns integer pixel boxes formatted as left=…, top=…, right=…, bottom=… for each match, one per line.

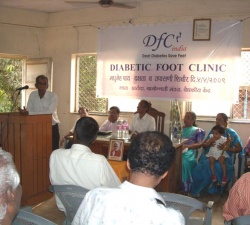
left=233, top=51, right=250, bottom=119
left=77, top=55, right=107, bottom=113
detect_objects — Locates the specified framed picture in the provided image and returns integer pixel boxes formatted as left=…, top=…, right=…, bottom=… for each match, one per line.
left=108, top=139, right=124, bottom=161
left=193, top=19, right=211, bottom=41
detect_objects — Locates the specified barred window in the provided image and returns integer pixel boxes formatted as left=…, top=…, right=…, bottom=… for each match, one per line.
left=74, top=54, right=139, bottom=113
left=76, top=55, right=107, bottom=113
left=232, top=50, right=250, bottom=119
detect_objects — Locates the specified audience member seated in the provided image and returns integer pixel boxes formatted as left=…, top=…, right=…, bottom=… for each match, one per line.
left=244, top=137, right=250, bottom=169
left=99, top=106, right=120, bottom=134
left=130, top=100, right=156, bottom=138
left=59, top=107, right=89, bottom=148
left=49, top=117, right=121, bottom=213
left=0, top=148, right=22, bottom=225
left=222, top=172, right=250, bottom=222
left=190, top=113, right=243, bottom=197
left=72, top=131, right=185, bottom=225
left=181, top=111, right=205, bottom=194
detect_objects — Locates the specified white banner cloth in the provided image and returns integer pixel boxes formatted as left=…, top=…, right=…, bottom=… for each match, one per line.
left=97, top=21, right=242, bottom=101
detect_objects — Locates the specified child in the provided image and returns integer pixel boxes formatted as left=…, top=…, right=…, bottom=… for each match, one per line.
left=205, top=125, right=228, bottom=185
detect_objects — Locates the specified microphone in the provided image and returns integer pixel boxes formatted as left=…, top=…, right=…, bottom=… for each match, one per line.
left=15, top=85, right=29, bottom=91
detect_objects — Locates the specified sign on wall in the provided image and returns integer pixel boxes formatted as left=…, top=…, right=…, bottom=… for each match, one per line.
left=96, top=21, right=242, bottom=101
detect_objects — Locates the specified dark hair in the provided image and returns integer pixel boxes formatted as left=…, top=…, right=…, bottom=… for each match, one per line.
left=140, top=100, right=152, bottom=112
left=128, top=131, right=175, bottom=178
left=109, top=106, right=120, bottom=114
left=186, top=111, right=197, bottom=127
left=35, top=75, right=48, bottom=84
left=217, top=113, right=229, bottom=127
left=75, top=117, right=99, bottom=144
left=212, top=124, right=225, bottom=135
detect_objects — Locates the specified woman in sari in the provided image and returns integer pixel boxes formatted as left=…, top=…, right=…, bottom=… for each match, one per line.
left=181, top=111, right=205, bottom=194
left=190, top=113, right=243, bottom=197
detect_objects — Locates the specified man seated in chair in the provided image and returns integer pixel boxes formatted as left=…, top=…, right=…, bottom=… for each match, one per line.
left=72, top=131, right=185, bottom=225
left=130, top=100, right=156, bottom=138
left=49, top=117, right=121, bottom=213
left=0, top=149, right=22, bottom=225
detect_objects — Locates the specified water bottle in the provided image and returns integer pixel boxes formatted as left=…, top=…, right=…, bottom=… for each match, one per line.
left=116, top=119, right=122, bottom=138
left=122, top=120, right=129, bottom=139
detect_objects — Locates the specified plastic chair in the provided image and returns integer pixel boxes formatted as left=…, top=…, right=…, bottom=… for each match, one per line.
left=49, top=184, right=89, bottom=225
left=159, top=192, right=214, bottom=225
left=224, top=215, right=250, bottom=225
left=13, top=209, right=56, bottom=225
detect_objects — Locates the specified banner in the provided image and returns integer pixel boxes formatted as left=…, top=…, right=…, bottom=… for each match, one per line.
left=96, top=21, right=242, bottom=101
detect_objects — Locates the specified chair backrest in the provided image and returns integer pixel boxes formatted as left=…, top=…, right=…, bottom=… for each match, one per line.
left=13, top=209, right=56, bottom=225
left=159, top=192, right=214, bottom=225
left=147, top=107, right=166, bottom=133
left=49, top=184, right=89, bottom=224
left=225, top=215, right=250, bottom=225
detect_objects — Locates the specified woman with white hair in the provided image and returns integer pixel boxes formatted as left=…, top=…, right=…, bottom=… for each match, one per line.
left=0, top=148, right=22, bottom=225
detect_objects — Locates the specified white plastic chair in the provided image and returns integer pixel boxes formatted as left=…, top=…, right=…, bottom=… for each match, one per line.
left=159, top=192, right=214, bottom=225
left=49, top=184, right=89, bottom=225
left=13, top=209, right=56, bottom=225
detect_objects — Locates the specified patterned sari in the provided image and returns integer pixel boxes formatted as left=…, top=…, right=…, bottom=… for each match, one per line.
left=182, top=126, right=205, bottom=192
left=190, top=127, right=243, bottom=197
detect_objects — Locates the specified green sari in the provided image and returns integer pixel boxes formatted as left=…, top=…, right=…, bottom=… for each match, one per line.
left=182, top=126, right=205, bottom=192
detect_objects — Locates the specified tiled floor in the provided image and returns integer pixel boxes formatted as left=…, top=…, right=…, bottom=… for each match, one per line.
left=30, top=192, right=228, bottom=225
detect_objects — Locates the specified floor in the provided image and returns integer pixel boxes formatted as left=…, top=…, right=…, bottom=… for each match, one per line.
left=30, top=192, right=228, bottom=225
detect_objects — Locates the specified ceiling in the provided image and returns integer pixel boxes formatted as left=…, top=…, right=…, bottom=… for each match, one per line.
left=0, top=0, right=145, bottom=13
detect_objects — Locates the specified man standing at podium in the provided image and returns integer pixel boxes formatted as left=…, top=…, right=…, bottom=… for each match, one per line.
left=19, top=75, right=60, bottom=150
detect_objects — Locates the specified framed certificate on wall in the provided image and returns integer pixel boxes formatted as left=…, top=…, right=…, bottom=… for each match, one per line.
left=193, top=19, right=211, bottom=41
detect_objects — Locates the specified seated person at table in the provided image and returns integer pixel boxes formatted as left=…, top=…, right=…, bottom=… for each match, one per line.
left=110, top=141, right=122, bottom=157
left=99, top=106, right=120, bottom=133
left=0, top=148, right=22, bottom=225
left=59, top=107, right=89, bottom=148
left=72, top=131, right=185, bottom=225
left=49, top=117, right=121, bottom=213
left=130, top=100, right=156, bottom=137
left=222, top=172, right=250, bottom=222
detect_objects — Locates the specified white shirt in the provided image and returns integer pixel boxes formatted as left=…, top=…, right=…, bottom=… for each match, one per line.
left=99, top=119, right=118, bottom=133
left=130, top=113, right=156, bottom=133
left=27, top=90, right=60, bottom=125
left=49, top=144, right=121, bottom=212
left=72, top=181, right=185, bottom=225
left=206, top=134, right=228, bottom=159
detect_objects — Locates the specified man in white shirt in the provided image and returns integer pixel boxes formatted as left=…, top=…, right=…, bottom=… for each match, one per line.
left=72, top=131, right=185, bottom=225
left=130, top=100, right=156, bottom=137
left=19, top=75, right=60, bottom=150
left=99, top=106, right=120, bottom=133
left=49, top=117, right=121, bottom=213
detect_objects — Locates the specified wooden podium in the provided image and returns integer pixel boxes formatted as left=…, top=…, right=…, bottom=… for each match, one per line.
left=0, top=113, right=53, bottom=206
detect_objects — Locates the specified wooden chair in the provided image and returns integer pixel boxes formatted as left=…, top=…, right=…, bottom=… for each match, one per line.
left=49, top=184, right=89, bottom=225
left=224, top=215, right=250, bottom=225
left=147, top=107, right=166, bottom=133
left=159, top=192, right=214, bottom=225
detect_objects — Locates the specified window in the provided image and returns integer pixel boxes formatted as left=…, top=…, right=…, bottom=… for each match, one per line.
left=192, top=50, right=250, bottom=119
left=0, top=57, right=23, bottom=112
left=75, top=54, right=107, bottom=113
left=73, top=54, right=139, bottom=113
left=232, top=50, right=250, bottom=119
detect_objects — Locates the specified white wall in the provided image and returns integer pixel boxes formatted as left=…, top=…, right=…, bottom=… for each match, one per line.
left=1, top=1, right=250, bottom=145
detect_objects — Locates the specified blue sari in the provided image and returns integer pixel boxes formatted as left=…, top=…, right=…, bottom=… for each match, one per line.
left=182, top=126, right=205, bottom=192
left=190, top=127, right=243, bottom=197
